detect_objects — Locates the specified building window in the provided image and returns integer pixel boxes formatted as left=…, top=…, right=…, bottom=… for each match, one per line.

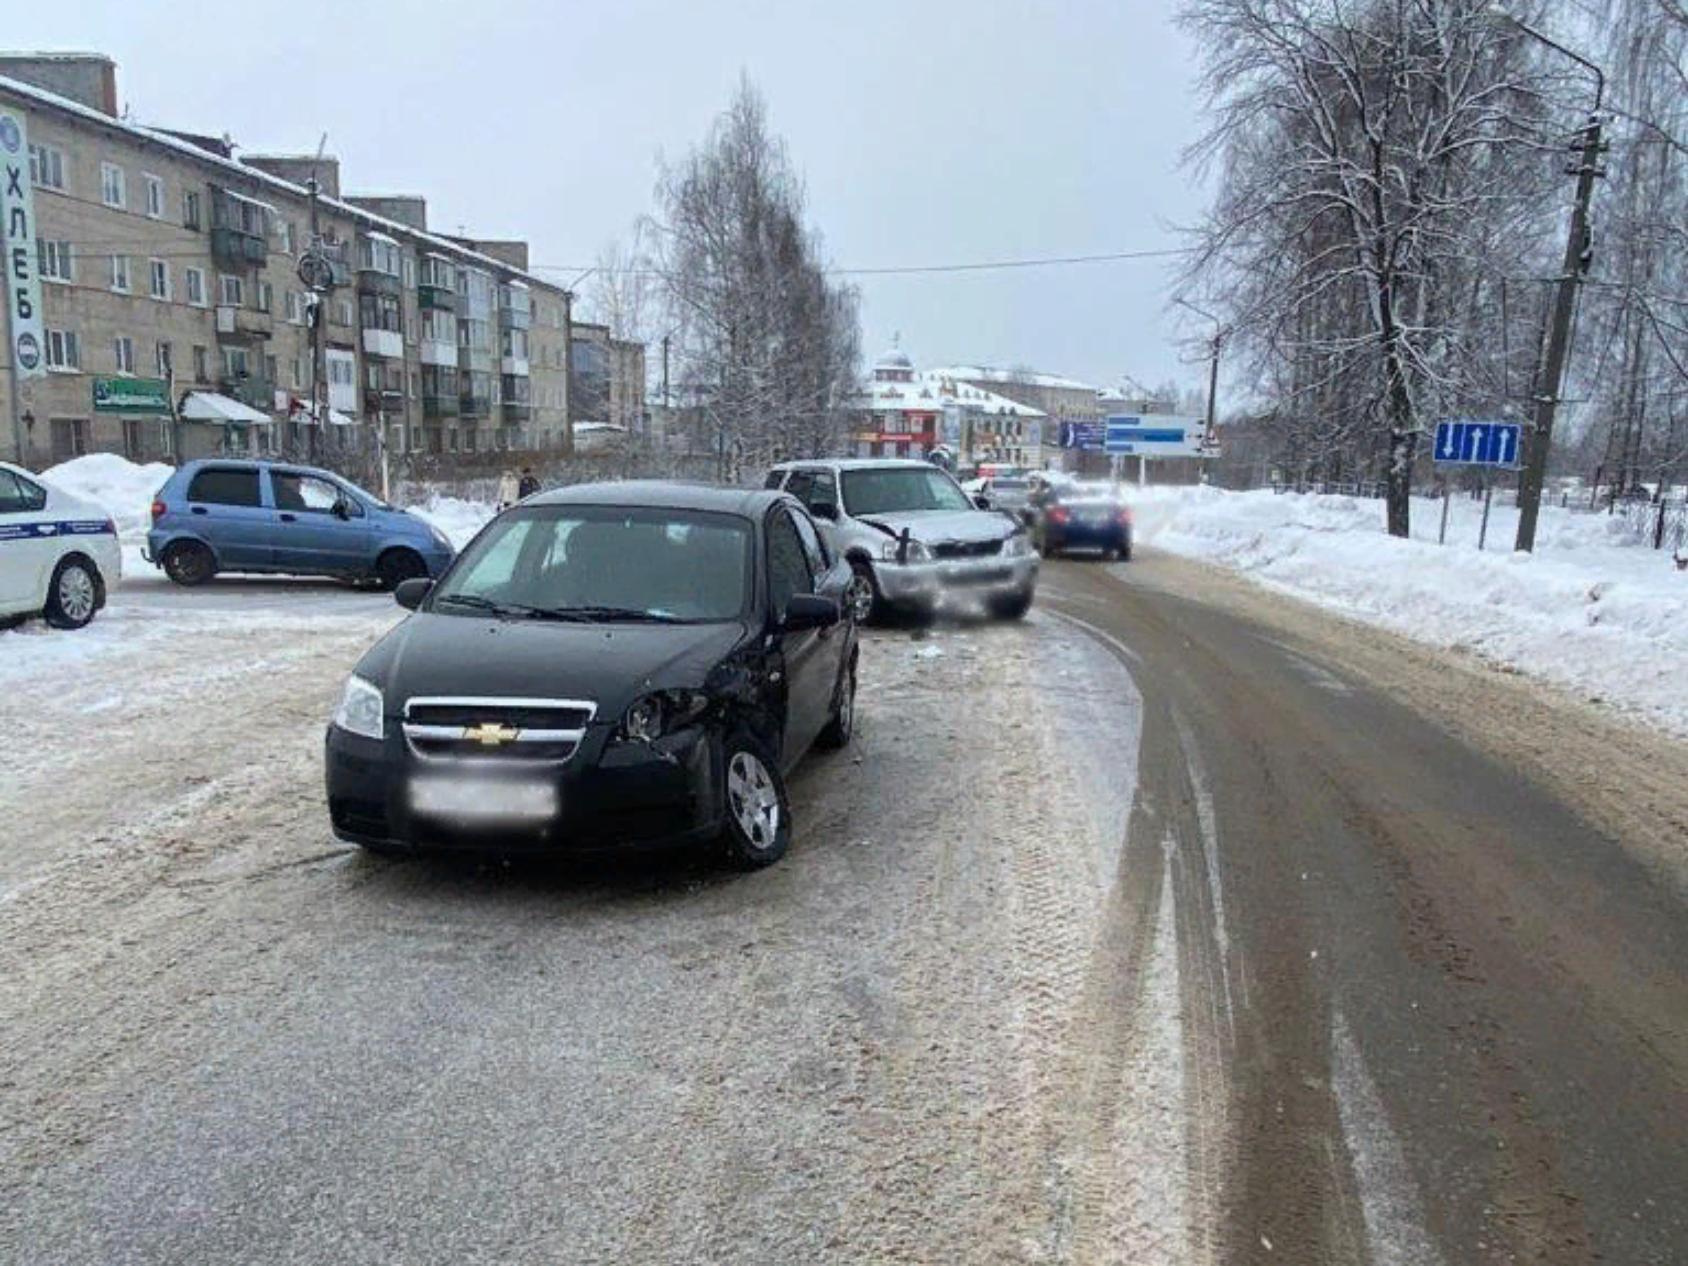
left=276, top=220, right=294, bottom=255
left=258, top=280, right=273, bottom=313
left=335, top=298, right=354, bottom=326
left=402, top=256, right=415, bottom=287
left=328, top=356, right=355, bottom=388
left=266, top=354, right=279, bottom=384
left=46, top=328, right=81, bottom=370
left=109, top=255, right=132, bottom=293
left=222, top=346, right=250, bottom=380
left=143, top=173, right=164, bottom=218
left=28, top=143, right=66, bottom=190
left=284, top=290, right=301, bottom=323
left=37, top=238, right=73, bottom=282
left=148, top=258, right=170, bottom=300
left=185, top=267, right=207, bottom=307
left=155, top=340, right=173, bottom=378
left=218, top=274, right=243, bottom=306
left=182, top=190, right=202, bottom=230
left=192, top=345, right=209, bottom=382
left=114, top=336, right=135, bottom=375
left=100, top=162, right=126, bottom=209
left=290, top=358, right=303, bottom=389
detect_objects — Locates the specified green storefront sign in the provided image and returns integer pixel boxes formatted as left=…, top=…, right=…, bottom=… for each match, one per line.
left=92, top=376, right=171, bottom=414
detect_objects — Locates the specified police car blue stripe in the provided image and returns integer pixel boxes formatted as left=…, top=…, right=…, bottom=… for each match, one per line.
left=0, top=519, right=116, bottom=542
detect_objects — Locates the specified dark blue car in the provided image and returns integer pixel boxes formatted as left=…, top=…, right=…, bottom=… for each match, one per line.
left=146, top=459, right=455, bottom=587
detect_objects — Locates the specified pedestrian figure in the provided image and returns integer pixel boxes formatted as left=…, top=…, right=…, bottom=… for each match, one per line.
left=518, top=466, right=540, bottom=500
left=496, top=468, right=521, bottom=511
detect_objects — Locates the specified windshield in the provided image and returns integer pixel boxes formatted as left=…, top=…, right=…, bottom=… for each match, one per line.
left=841, top=467, right=973, bottom=516
left=432, top=505, right=751, bottom=622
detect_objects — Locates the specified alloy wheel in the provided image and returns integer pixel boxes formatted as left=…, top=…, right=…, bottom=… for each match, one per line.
left=844, top=572, right=874, bottom=622
left=727, top=750, right=781, bottom=851
left=58, top=565, right=96, bottom=623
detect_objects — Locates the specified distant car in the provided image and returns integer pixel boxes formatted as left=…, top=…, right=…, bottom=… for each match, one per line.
left=145, top=459, right=454, bottom=588
left=979, top=475, right=1034, bottom=521
left=765, top=458, right=1038, bottom=621
left=324, top=481, right=858, bottom=868
left=1033, top=488, right=1133, bottom=560
left=0, top=461, right=122, bottom=630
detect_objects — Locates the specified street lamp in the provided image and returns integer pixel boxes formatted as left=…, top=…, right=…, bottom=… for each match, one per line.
left=1490, top=8, right=1604, bottom=552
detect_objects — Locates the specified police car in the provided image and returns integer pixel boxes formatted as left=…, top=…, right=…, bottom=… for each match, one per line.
left=0, top=461, right=122, bottom=630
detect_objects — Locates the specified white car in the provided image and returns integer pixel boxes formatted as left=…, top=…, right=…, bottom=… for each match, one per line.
left=0, top=460, right=122, bottom=630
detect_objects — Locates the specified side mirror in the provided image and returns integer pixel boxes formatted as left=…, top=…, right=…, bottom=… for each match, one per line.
left=809, top=501, right=838, bottom=521
left=332, top=498, right=351, bottom=520
left=780, top=592, right=840, bottom=632
left=394, top=577, right=433, bottom=610
left=973, top=494, right=991, bottom=510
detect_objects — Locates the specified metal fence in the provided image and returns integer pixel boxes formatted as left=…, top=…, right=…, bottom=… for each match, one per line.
left=1618, top=492, right=1688, bottom=552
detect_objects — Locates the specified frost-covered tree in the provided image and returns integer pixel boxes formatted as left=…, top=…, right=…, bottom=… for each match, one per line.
left=648, top=77, right=860, bottom=479
left=1178, top=0, right=1561, bottom=535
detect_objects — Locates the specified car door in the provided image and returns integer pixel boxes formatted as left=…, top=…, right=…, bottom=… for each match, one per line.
left=0, top=469, right=53, bottom=612
left=268, top=469, right=373, bottom=576
left=765, top=505, right=830, bottom=770
left=182, top=465, right=272, bottom=571
left=788, top=501, right=851, bottom=700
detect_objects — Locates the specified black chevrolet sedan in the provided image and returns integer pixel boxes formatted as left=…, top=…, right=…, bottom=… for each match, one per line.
left=325, top=482, right=858, bottom=868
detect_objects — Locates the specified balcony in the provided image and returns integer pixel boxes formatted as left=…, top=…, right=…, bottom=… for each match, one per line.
left=210, top=226, right=267, bottom=269
left=215, top=305, right=273, bottom=340
left=459, top=393, right=492, bottom=419
left=501, top=400, right=532, bottom=423
left=459, top=347, right=493, bottom=375
left=363, top=387, right=405, bottom=417
left=498, top=304, right=532, bottom=331
left=422, top=393, right=459, bottom=419
left=362, top=328, right=404, bottom=359
left=418, top=283, right=458, bottom=312
left=358, top=269, right=401, bottom=299
left=420, top=337, right=457, bottom=368
left=500, top=356, right=530, bottom=377
left=218, top=375, right=276, bottom=411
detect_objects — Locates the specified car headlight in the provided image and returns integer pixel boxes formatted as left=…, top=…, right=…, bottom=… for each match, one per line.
left=1003, top=533, right=1033, bottom=558
left=333, top=674, right=385, bottom=740
left=619, top=690, right=709, bottom=742
left=879, top=538, right=930, bottom=562
left=429, top=525, right=452, bottom=551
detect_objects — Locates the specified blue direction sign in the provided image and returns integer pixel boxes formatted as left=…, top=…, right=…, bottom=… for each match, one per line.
left=1433, top=419, right=1521, bottom=468
left=1103, top=415, right=1205, bottom=457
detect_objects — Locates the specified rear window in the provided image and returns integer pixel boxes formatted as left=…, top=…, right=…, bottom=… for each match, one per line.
left=0, top=469, right=48, bottom=514
left=186, top=467, right=262, bottom=507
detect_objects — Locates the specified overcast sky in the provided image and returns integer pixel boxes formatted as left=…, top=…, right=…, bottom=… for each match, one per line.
left=10, top=0, right=1212, bottom=392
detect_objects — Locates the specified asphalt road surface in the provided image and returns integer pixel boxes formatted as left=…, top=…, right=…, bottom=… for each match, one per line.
left=3, top=552, right=1684, bottom=1265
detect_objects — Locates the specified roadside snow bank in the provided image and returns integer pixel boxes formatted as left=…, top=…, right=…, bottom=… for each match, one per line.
left=42, top=453, right=172, bottom=536
left=1132, top=486, right=1687, bottom=735
left=409, top=496, right=495, bottom=549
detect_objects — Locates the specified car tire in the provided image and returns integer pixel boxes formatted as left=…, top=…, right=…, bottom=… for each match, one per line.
left=843, top=561, right=881, bottom=625
left=162, top=540, right=215, bottom=587
left=989, top=587, right=1035, bottom=620
left=719, top=731, right=792, bottom=869
left=375, top=548, right=427, bottom=591
left=816, top=654, right=857, bottom=751
left=1118, top=538, right=1133, bottom=562
left=44, top=556, right=102, bottom=630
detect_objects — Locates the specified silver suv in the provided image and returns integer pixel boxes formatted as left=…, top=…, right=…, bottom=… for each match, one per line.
left=765, top=458, right=1039, bottom=621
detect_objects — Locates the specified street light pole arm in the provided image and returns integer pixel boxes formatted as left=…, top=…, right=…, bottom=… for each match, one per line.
left=1498, top=12, right=1604, bottom=110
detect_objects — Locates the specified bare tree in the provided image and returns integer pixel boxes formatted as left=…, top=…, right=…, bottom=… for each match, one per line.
left=648, top=77, right=860, bottom=480
left=1179, top=0, right=1559, bottom=534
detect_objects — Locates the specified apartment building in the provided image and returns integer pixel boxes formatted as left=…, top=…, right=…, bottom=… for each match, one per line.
left=0, top=53, right=580, bottom=470
left=568, top=321, right=647, bottom=435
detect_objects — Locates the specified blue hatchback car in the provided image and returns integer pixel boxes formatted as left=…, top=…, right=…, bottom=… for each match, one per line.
left=146, top=459, right=455, bottom=587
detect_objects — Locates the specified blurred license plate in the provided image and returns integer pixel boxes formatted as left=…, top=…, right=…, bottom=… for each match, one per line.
left=409, top=775, right=557, bottom=820
left=1078, top=509, right=1113, bottom=524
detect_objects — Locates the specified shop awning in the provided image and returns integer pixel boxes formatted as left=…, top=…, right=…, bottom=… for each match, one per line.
left=180, top=391, right=272, bottom=426
left=290, top=399, right=357, bottom=427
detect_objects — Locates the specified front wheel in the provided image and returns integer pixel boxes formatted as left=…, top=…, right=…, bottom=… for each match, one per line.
left=989, top=587, right=1035, bottom=621
left=719, top=733, right=792, bottom=869
left=44, top=556, right=102, bottom=629
left=843, top=563, right=879, bottom=624
left=375, top=548, right=427, bottom=591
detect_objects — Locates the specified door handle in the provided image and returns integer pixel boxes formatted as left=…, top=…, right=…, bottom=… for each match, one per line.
left=279, top=513, right=297, bottom=523
left=190, top=506, right=207, bottom=515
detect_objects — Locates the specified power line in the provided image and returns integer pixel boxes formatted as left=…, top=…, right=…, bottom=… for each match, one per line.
left=521, top=246, right=1193, bottom=279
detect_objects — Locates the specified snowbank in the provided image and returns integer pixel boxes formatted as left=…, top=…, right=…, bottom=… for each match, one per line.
left=409, top=496, right=496, bottom=549
left=1131, top=485, right=1688, bottom=736
left=42, top=453, right=172, bottom=537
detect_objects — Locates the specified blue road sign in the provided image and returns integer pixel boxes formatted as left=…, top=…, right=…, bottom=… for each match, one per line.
left=1060, top=420, right=1105, bottom=451
left=1433, top=420, right=1522, bottom=468
left=1103, top=415, right=1205, bottom=456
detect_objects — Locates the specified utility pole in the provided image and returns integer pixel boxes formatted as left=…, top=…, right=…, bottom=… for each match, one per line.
left=662, top=334, right=670, bottom=409
left=306, top=173, right=327, bottom=466
left=1203, top=327, right=1222, bottom=447
left=1515, top=113, right=1603, bottom=552
left=1495, top=14, right=1605, bottom=553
